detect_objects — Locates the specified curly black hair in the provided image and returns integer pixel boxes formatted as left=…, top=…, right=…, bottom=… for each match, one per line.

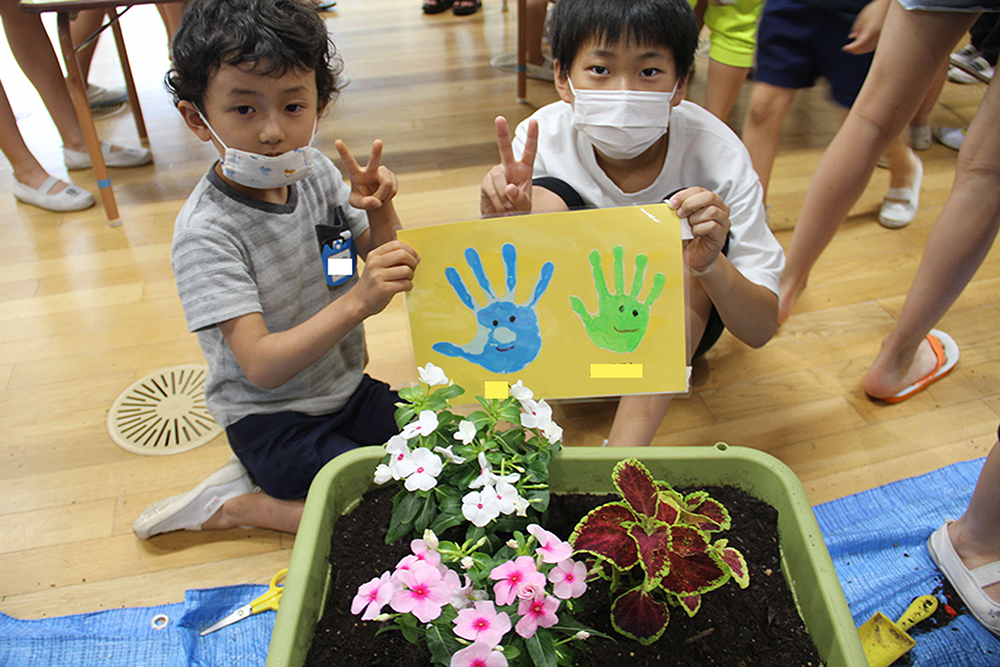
left=549, top=0, right=699, bottom=82
left=165, top=0, right=342, bottom=110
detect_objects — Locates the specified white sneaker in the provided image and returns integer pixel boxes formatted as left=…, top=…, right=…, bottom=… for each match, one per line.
left=950, top=44, right=981, bottom=67
left=86, top=83, right=127, bottom=109
left=132, top=457, right=254, bottom=539
left=951, top=55, right=994, bottom=84
left=64, top=140, right=152, bottom=170
left=879, top=156, right=923, bottom=229
left=948, top=66, right=980, bottom=84
left=908, top=124, right=931, bottom=151
left=12, top=176, right=94, bottom=212
left=934, top=126, right=966, bottom=151
left=489, top=52, right=555, bottom=81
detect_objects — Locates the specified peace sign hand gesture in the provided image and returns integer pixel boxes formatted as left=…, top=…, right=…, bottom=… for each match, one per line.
left=480, top=116, right=538, bottom=217
left=335, top=139, right=399, bottom=211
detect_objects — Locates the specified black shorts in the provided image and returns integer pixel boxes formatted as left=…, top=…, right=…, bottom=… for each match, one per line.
left=226, top=374, right=399, bottom=500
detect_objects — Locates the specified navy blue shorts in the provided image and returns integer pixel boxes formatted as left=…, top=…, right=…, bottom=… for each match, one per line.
left=226, top=374, right=400, bottom=500
left=754, top=0, right=874, bottom=108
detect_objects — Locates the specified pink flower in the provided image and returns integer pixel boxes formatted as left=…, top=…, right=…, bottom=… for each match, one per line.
left=453, top=600, right=512, bottom=647
left=527, top=524, right=573, bottom=563
left=450, top=642, right=508, bottom=667
left=389, top=562, right=451, bottom=623
left=351, top=571, right=395, bottom=620
left=515, top=594, right=560, bottom=638
left=547, top=559, right=588, bottom=600
left=489, top=556, right=546, bottom=606
left=408, top=537, right=443, bottom=567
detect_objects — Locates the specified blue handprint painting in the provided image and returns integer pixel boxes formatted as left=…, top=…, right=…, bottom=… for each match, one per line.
left=432, top=243, right=554, bottom=374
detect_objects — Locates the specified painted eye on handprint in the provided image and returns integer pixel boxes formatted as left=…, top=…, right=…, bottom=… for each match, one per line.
left=569, top=245, right=666, bottom=353
left=432, top=243, right=554, bottom=374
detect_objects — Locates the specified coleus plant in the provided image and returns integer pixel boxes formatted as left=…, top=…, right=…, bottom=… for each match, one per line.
left=569, top=458, right=749, bottom=645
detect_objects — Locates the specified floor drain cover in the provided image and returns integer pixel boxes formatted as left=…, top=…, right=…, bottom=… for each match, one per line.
left=107, top=365, right=221, bottom=455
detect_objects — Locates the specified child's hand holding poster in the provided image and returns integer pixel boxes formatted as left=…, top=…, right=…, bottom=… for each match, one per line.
left=399, top=203, right=688, bottom=401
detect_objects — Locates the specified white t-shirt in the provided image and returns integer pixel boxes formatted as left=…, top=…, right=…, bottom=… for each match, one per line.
left=512, top=100, right=785, bottom=295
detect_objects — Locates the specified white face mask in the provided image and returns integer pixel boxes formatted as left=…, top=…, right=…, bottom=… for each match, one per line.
left=569, top=78, right=679, bottom=160
left=199, top=110, right=317, bottom=189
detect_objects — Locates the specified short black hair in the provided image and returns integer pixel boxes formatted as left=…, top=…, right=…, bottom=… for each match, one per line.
left=549, top=0, right=699, bottom=82
left=165, top=0, right=342, bottom=110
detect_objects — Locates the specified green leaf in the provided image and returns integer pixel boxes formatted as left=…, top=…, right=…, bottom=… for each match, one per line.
left=386, top=491, right=422, bottom=543
left=395, top=405, right=417, bottom=429
left=525, top=629, right=559, bottom=667
left=434, top=383, right=466, bottom=401
left=425, top=609, right=461, bottom=664
left=397, top=614, right=420, bottom=644
left=397, top=386, right=422, bottom=404
left=414, top=491, right=437, bottom=533
left=466, top=410, right=493, bottom=430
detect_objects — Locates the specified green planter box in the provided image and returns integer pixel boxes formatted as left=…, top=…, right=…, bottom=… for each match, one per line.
left=266, top=444, right=867, bottom=667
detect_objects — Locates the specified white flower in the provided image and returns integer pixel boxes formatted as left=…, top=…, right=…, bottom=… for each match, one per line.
left=385, top=435, right=416, bottom=478
left=401, top=410, right=440, bottom=439
left=574, top=631, right=590, bottom=641
left=374, top=463, right=394, bottom=485
left=404, top=448, right=444, bottom=491
left=506, top=539, right=519, bottom=549
left=513, top=495, right=530, bottom=517
left=418, top=362, right=450, bottom=386
left=494, top=481, right=521, bottom=515
left=462, top=486, right=501, bottom=527
left=434, top=445, right=466, bottom=464
left=454, top=420, right=478, bottom=445
left=510, top=380, right=534, bottom=403
left=520, top=399, right=554, bottom=430
left=470, top=452, right=520, bottom=489
left=542, top=420, right=563, bottom=445
left=461, top=556, right=475, bottom=570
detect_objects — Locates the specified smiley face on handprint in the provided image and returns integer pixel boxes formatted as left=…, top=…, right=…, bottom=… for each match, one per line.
left=569, top=245, right=666, bottom=353
left=432, top=243, right=555, bottom=374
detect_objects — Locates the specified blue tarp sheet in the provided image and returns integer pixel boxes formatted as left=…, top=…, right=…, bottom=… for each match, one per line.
left=0, top=584, right=273, bottom=667
left=814, top=457, right=999, bottom=665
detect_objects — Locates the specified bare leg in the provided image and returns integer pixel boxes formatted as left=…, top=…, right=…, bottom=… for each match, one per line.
left=0, top=0, right=87, bottom=152
left=741, top=82, right=798, bottom=200
left=704, top=58, right=750, bottom=122
left=606, top=274, right=712, bottom=446
left=0, top=78, right=71, bottom=193
left=524, top=0, right=548, bottom=66
left=910, top=56, right=949, bottom=133
left=882, top=132, right=920, bottom=191
left=202, top=493, right=305, bottom=535
left=863, top=72, right=1000, bottom=398
left=946, top=441, right=1000, bottom=602
left=777, top=4, right=977, bottom=324
left=68, top=9, right=106, bottom=84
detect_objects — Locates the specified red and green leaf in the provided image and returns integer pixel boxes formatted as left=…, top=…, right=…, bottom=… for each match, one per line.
left=676, top=593, right=702, bottom=617
left=716, top=541, right=749, bottom=588
left=570, top=502, right=639, bottom=570
left=612, top=459, right=659, bottom=518
left=611, top=586, right=670, bottom=645
left=660, top=526, right=730, bottom=596
left=653, top=494, right=681, bottom=524
left=681, top=491, right=730, bottom=531
left=627, top=522, right=671, bottom=587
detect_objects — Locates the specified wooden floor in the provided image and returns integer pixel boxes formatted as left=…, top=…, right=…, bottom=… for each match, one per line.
left=1, top=1, right=995, bottom=619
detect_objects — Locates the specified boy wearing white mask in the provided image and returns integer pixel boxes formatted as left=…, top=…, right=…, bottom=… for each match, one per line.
left=131, top=0, right=419, bottom=539
left=480, top=0, right=784, bottom=447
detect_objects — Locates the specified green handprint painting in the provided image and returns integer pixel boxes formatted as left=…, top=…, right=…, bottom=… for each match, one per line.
left=569, top=245, right=666, bottom=353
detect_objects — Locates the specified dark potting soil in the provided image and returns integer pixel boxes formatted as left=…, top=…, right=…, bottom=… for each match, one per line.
left=305, top=485, right=825, bottom=667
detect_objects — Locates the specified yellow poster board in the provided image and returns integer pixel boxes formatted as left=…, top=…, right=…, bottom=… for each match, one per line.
left=398, top=203, right=688, bottom=401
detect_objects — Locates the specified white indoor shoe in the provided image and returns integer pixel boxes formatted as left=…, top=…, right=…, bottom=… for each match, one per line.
left=879, top=157, right=923, bottom=229
left=11, top=176, right=95, bottom=212
left=132, top=456, right=254, bottom=539
left=63, top=140, right=152, bottom=170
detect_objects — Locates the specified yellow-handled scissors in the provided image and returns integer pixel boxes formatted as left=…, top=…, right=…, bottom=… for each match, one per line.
left=200, top=568, right=287, bottom=636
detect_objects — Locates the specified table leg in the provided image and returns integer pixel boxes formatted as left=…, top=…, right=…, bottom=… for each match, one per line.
left=108, top=9, right=148, bottom=144
left=57, top=12, right=121, bottom=226
left=517, top=0, right=527, bottom=103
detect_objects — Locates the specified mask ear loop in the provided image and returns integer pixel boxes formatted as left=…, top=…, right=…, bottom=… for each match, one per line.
left=195, top=107, right=231, bottom=155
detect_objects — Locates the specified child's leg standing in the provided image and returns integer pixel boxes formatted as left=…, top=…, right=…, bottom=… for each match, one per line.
left=697, top=0, right=764, bottom=122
